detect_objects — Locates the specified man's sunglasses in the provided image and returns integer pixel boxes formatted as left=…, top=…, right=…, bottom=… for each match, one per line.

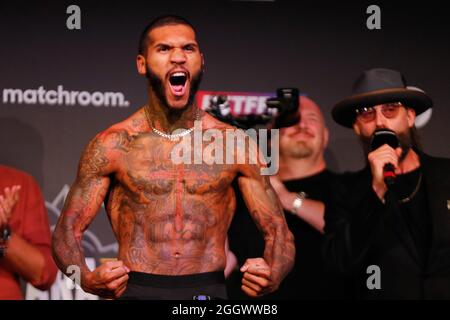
left=355, top=102, right=404, bottom=122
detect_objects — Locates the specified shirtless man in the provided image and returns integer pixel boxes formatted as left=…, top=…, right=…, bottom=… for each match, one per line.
left=52, top=15, right=295, bottom=300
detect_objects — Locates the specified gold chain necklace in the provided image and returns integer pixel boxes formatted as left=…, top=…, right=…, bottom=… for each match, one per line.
left=398, top=171, right=423, bottom=204
left=143, top=105, right=200, bottom=141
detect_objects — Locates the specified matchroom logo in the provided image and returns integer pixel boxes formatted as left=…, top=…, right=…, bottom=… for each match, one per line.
left=2, top=85, right=130, bottom=107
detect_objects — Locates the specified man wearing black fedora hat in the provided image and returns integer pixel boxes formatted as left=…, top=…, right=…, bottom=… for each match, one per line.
left=323, top=68, right=450, bottom=299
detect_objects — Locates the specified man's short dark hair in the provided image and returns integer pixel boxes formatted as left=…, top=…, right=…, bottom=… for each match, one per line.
left=138, top=15, right=197, bottom=55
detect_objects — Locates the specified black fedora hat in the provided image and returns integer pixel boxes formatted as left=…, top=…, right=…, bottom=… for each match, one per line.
left=332, top=68, right=433, bottom=128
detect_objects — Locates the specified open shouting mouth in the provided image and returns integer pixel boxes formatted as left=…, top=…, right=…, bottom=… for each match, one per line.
left=169, top=71, right=188, bottom=97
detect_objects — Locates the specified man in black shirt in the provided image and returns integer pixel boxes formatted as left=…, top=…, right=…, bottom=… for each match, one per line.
left=227, top=96, right=352, bottom=299
left=324, top=68, right=450, bottom=299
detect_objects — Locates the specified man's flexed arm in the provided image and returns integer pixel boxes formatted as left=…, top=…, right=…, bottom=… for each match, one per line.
left=238, top=164, right=295, bottom=297
left=52, top=131, right=129, bottom=298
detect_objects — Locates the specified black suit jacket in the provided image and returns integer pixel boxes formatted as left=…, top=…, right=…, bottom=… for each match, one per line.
left=323, top=152, right=450, bottom=299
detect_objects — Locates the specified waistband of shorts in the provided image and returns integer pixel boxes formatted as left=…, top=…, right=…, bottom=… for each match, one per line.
left=127, top=271, right=225, bottom=288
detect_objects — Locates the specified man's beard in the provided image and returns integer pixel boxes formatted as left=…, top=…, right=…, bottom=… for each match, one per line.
left=283, top=141, right=314, bottom=159
left=146, top=66, right=203, bottom=110
left=360, top=128, right=413, bottom=163
left=281, top=128, right=316, bottom=159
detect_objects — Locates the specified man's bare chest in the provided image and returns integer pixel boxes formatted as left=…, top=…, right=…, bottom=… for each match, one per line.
left=114, top=135, right=237, bottom=197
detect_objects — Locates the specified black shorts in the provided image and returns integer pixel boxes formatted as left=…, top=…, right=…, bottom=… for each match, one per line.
left=119, top=271, right=228, bottom=300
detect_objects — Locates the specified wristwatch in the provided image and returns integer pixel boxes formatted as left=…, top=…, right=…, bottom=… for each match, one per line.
left=291, top=191, right=307, bottom=213
left=0, top=226, right=12, bottom=258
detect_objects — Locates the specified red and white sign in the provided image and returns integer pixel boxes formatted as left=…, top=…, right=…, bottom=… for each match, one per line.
left=197, top=91, right=272, bottom=116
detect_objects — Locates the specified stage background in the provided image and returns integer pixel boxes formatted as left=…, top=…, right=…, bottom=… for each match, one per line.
left=0, top=0, right=449, bottom=299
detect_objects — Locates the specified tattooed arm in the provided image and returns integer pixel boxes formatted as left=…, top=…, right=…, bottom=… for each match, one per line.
left=237, top=162, right=295, bottom=297
left=52, top=130, right=129, bottom=298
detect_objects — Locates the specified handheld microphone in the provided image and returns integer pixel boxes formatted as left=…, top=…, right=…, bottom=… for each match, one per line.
left=370, top=129, right=399, bottom=186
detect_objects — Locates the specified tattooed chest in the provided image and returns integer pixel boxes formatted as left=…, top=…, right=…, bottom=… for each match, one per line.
left=114, top=134, right=237, bottom=198
left=119, top=163, right=236, bottom=198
